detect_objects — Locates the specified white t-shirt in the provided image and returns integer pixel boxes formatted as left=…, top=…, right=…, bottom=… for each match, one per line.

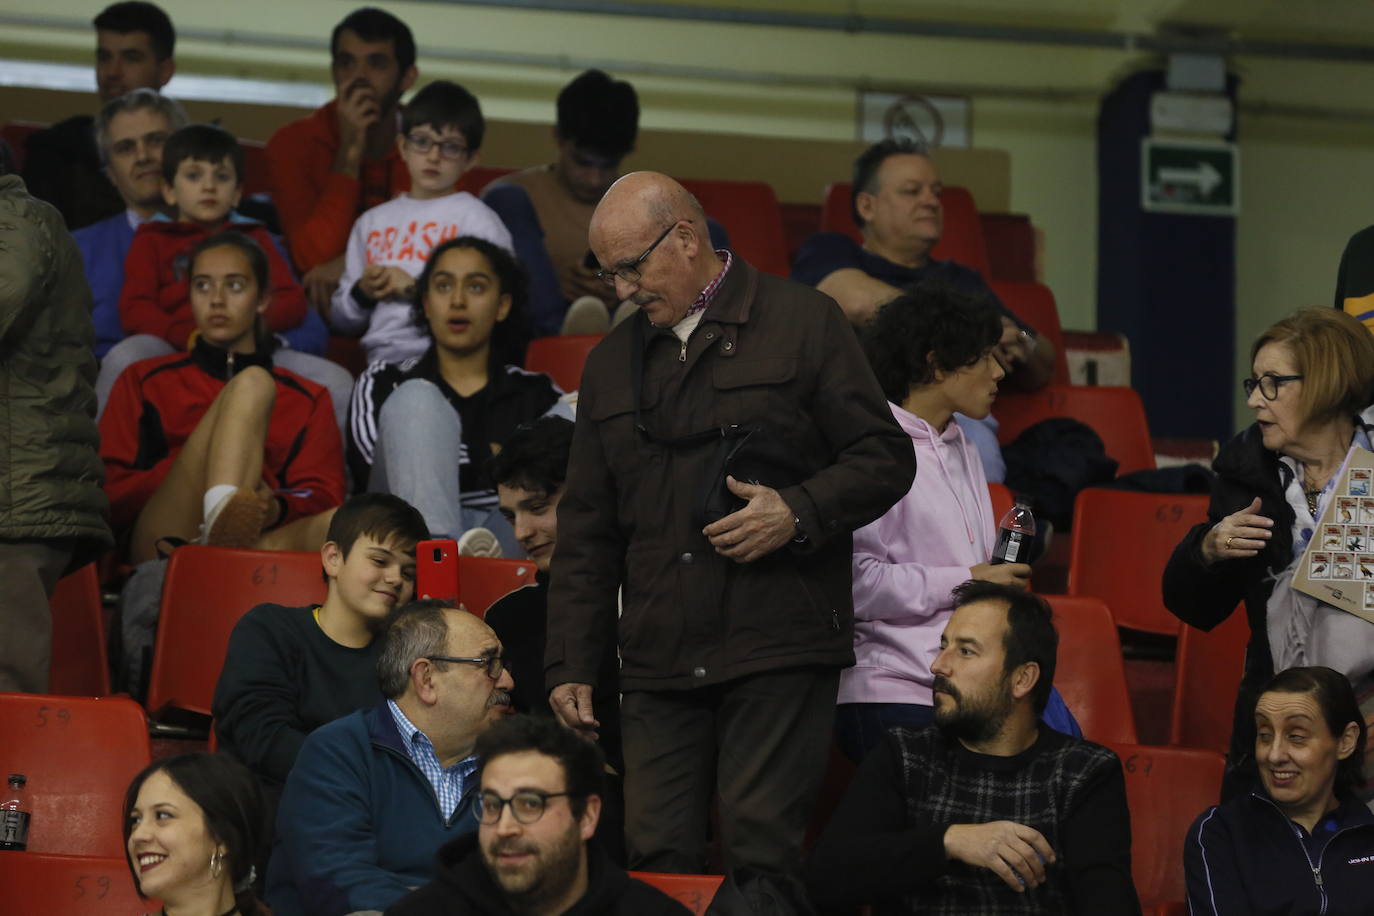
left=330, top=192, right=514, bottom=365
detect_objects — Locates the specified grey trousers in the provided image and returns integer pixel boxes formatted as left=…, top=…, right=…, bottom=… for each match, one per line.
left=0, top=539, right=75, bottom=693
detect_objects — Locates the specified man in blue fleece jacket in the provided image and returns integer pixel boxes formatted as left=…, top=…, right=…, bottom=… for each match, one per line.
left=266, top=598, right=516, bottom=916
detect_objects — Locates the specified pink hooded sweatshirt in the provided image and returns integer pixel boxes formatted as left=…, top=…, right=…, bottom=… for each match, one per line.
left=838, top=401, right=995, bottom=707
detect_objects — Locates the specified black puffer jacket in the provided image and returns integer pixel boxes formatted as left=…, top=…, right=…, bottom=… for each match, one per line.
left=0, top=175, right=111, bottom=560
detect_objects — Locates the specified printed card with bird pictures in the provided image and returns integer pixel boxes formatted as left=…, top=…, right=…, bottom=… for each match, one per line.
left=1294, top=447, right=1374, bottom=624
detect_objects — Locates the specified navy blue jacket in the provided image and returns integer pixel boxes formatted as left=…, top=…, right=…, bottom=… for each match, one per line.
left=266, top=702, right=479, bottom=916
left=1185, top=790, right=1374, bottom=915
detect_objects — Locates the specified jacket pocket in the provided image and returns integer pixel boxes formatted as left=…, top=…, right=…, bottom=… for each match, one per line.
left=712, top=357, right=801, bottom=430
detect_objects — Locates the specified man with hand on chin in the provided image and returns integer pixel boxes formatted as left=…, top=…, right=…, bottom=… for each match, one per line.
left=267, top=7, right=418, bottom=311
left=268, top=599, right=515, bottom=916
left=807, top=581, right=1140, bottom=915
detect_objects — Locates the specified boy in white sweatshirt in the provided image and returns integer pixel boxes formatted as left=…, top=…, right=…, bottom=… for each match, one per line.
left=330, top=80, right=513, bottom=364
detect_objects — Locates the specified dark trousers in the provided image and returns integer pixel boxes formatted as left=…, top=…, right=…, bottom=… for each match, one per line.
left=620, top=666, right=839, bottom=875
left=833, top=701, right=934, bottom=764
left=0, top=539, right=74, bottom=693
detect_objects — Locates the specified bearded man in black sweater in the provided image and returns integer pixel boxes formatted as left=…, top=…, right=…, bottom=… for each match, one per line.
left=807, top=581, right=1141, bottom=915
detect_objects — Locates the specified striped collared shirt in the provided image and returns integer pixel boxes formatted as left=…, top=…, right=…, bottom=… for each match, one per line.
left=685, top=249, right=734, bottom=318
left=386, top=699, right=478, bottom=820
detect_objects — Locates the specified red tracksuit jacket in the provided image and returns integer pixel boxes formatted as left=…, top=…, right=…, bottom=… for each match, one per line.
left=99, top=339, right=345, bottom=533
left=118, top=217, right=309, bottom=349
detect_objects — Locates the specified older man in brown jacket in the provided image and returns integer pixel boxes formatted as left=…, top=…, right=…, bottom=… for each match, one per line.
left=547, top=172, right=914, bottom=880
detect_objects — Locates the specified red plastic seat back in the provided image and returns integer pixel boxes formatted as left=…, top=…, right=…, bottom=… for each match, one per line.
left=459, top=165, right=516, bottom=196
left=629, top=872, right=724, bottom=914
left=679, top=178, right=790, bottom=277
left=1044, top=595, right=1138, bottom=744
left=987, top=482, right=1014, bottom=523
left=988, top=280, right=1070, bottom=385
left=819, top=182, right=990, bottom=276
left=525, top=334, right=604, bottom=393
left=1, top=121, right=45, bottom=173
left=458, top=556, right=538, bottom=620
left=0, top=852, right=156, bottom=916
left=239, top=139, right=271, bottom=197
left=0, top=693, right=151, bottom=857
left=1068, top=490, right=1210, bottom=635
left=48, top=563, right=110, bottom=696
left=1105, top=743, right=1224, bottom=908
left=994, top=385, right=1156, bottom=475
left=145, top=546, right=326, bottom=717
left=1170, top=606, right=1248, bottom=754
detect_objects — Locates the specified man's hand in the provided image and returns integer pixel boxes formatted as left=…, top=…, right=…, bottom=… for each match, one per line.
left=549, top=683, right=599, bottom=739
left=702, top=476, right=797, bottom=563
left=303, top=256, right=345, bottom=317
left=359, top=265, right=416, bottom=301
left=995, top=317, right=1031, bottom=372
left=944, top=821, right=1057, bottom=892
left=333, top=80, right=381, bottom=175
left=969, top=561, right=1032, bottom=590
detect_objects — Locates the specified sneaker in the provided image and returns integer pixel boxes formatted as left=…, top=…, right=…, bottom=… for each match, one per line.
left=202, top=488, right=269, bottom=549
left=560, top=295, right=611, bottom=336
left=457, top=527, right=503, bottom=558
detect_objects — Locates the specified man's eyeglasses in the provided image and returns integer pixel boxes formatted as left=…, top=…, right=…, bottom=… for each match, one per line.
left=425, top=654, right=505, bottom=680
left=404, top=133, right=469, bottom=161
left=1242, top=374, right=1304, bottom=401
left=595, top=221, right=680, bottom=289
left=476, top=789, right=575, bottom=825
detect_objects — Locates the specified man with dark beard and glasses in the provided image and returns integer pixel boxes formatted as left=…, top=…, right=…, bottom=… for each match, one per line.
left=807, top=581, right=1140, bottom=915
left=387, top=715, right=687, bottom=915
left=267, top=7, right=418, bottom=310
left=268, top=599, right=515, bottom=916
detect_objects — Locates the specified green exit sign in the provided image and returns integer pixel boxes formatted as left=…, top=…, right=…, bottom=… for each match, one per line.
left=1141, top=138, right=1238, bottom=216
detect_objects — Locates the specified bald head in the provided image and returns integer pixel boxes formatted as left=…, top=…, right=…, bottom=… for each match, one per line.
left=588, top=171, right=721, bottom=327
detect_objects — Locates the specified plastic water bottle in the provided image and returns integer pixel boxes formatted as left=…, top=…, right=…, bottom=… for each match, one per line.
left=0, top=774, right=29, bottom=851
left=991, top=502, right=1036, bottom=566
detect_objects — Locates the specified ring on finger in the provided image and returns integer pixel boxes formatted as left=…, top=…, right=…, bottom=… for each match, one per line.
left=1226, top=536, right=1235, bottom=549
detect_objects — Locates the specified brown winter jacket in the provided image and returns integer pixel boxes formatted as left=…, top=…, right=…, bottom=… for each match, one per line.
left=0, top=175, right=111, bottom=561
left=546, top=259, right=915, bottom=692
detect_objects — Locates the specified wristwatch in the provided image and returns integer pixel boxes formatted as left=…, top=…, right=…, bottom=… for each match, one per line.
left=792, top=515, right=809, bottom=545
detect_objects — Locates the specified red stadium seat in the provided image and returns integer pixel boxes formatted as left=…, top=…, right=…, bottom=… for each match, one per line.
left=1106, top=743, right=1225, bottom=909
left=987, top=482, right=1014, bottom=523
left=0, top=693, right=150, bottom=857
left=1, top=120, right=45, bottom=173
left=48, top=563, right=110, bottom=696
left=679, top=178, right=790, bottom=277
left=459, top=165, right=516, bottom=196
left=1068, top=490, right=1210, bottom=635
left=1152, top=903, right=1189, bottom=916
left=325, top=335, right=369, bottom=377
left=1044, top=595, right=1138, bottom=744
left=239, top=139, right=271, bottom=197
left=457, top=556, right=538, bottom=620
left=1170, top=606, right=1248, bottom=755
left=819, top=182, right=991, bottom=276
left=0, top=852, right=156, bottom=916
left=145, top=546, right=325, bottom=717
left=629, top=872, right=724, bottom=914
left=994, top=385, right=1156, bottom=475
left=988, top=280, right=1070, bottom=385
left=525, top=334, right=603, bottom=393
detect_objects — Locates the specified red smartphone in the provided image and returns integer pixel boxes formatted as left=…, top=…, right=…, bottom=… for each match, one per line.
left=416, top=538, right=459, bottom=604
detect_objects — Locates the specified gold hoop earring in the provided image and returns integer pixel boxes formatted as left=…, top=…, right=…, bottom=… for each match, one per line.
left=210, top=848, right=224, bottom=879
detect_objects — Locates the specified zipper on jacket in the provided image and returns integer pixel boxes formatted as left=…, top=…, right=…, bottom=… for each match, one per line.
left=679, top=338, right=688, bottom=362
left=226, top=350, right=235, bottom=379
left=1254, top=793, right=1331, bottom=914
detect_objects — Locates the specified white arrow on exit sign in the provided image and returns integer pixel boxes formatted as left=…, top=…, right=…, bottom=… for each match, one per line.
left=1158, top=162, right=1223, bottom=196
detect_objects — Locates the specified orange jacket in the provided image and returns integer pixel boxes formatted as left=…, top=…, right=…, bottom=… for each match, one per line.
left=265, top=101, right=410, bottom=272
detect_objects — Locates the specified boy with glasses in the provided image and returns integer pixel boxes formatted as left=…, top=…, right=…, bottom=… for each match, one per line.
left=331, top=80, right=512, bottom=365
left=388, top=715, right=687, bottom=915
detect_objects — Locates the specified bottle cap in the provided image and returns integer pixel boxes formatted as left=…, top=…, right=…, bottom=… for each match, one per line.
left=7, top=774, right=25, bottom=787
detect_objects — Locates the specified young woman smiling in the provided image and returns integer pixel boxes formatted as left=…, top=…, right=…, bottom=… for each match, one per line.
left=124, top=753, right=270, bottom=916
